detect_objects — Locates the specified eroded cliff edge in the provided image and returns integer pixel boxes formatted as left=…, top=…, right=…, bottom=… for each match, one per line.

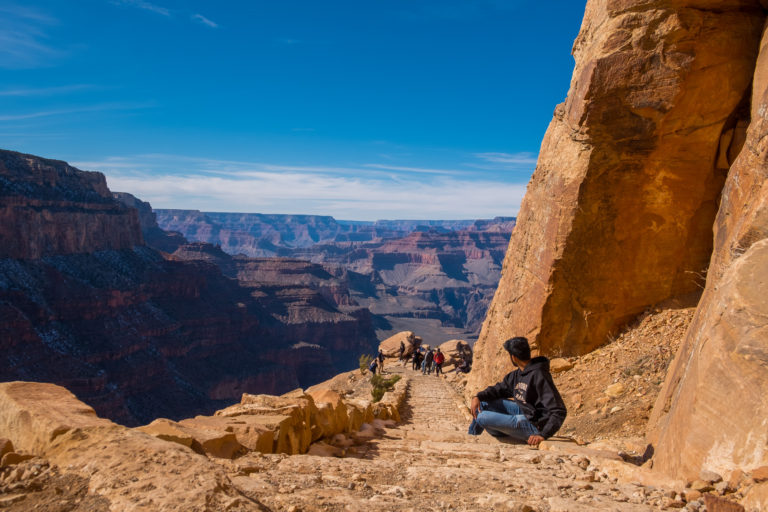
left=469, top=0, right=768, bottom=483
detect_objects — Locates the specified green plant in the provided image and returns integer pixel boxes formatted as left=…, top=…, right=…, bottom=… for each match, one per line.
left=359, top=354, right=373, bottom=374
left=370, top=374, right=401, bottom=402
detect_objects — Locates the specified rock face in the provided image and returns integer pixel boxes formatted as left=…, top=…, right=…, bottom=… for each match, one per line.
left=113, top=192, right=186, bottom=253
left=468, top=0, right=768, bottom=485
left=649, top=21, right=768, bottom=479
left=470, top=0, right=764, bottom=385
left=0, top=150, right=143, bottom=259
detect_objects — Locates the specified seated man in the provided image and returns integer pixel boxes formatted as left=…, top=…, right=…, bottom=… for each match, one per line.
left=468, top=336, right=566, bottom=446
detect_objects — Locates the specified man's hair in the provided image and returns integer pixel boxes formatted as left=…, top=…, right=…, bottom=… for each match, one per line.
left=503, top=337, right=531, bottom=361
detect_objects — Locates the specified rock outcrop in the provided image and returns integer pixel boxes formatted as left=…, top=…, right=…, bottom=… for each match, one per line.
left=468, top=0, right=768, bottom=491
left=649, top=20, right=768, bottom=481
left=0, top=150, right=143, bottom=259
left=470, top=0, right=764, bottom=383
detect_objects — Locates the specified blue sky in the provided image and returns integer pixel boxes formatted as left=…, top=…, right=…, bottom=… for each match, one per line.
left=1, top=0, right=586, bottom=220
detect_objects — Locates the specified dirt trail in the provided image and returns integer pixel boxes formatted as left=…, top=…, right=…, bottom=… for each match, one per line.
left=227, top=364, right=673, bottom=511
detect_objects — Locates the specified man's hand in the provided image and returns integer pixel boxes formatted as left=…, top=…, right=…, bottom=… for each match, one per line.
left=470, top=396, right=481, bottom=419
left=527, top=435, right=544, bottom=446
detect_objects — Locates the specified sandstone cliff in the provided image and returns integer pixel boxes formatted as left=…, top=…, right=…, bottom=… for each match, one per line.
left=469, top=0, right=768, bottom=486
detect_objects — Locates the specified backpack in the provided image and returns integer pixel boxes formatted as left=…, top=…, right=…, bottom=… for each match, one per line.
left=434, top=352, right=445, bottom=364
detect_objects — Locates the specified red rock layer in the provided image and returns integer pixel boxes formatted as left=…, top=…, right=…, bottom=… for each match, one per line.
left=0, top=150, right=143, bottom=258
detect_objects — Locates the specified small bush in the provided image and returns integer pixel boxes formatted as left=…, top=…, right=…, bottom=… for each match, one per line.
left=370, top=374, right=401, bottom=402
left=359, top=354, right=373, bottom=374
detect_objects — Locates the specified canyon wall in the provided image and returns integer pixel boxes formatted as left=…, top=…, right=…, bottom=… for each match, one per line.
left=158, top=210, right=515, bottom=342
left=468, top=0, right=768, bottom=481
left=0, top=150, right=143, bottom=259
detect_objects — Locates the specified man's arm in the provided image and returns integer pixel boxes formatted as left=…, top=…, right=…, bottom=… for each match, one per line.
left=475, top=372, right=515, bottom=403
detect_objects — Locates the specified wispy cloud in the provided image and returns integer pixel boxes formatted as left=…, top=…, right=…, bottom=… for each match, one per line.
left=105, top=171, right=524, bottom=220
left=0, top=84, right=97, bottom=97
left=191, top=14, right=218, bottom=28
left=0, top=102, right=154, bottom=122
left=110, top=1, right=219, bottom=28
left=110, top=0, right=170, bottom=16
left=364, top=164, right=463, bottom=175
left=474, top=152, right=538, bottom=165
left=74, top=154, right=525, bottom=220
left=0, top=4, right=62, bottom=69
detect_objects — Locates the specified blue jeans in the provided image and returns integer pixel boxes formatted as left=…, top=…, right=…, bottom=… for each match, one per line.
left=467, top=399, right=540, bottom=442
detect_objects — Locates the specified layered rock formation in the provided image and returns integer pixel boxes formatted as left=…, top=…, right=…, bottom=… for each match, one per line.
left=469, top=0, right=768, bottom=486
left=154, top=209, right=489, bottom=257
left=156, top=209, right=515, bottom=342
left=0, top=150, right=142, bottom=259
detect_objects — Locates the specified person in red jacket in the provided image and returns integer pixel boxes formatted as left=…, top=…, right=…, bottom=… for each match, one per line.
left=433, top=348, right=445, bottom=376
left=468, top=337, right=567, bottom=446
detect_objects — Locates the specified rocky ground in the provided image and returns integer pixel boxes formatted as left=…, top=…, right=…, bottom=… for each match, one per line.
left=1, top=351, right=761, bottom=511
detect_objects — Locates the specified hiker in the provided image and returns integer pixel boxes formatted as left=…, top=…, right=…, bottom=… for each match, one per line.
left=456, top=356, right=470, bottom=373
left=412, top=349, right=423, bottom=371
left=433, top=348, right=445, bottom=376
left=424, top=349, right=434, bottom=375
left=368, top=357, right=378, bottom=375
left=468, top=336, right=566, bottom=446
left=377, top=349, right=385, bottom=374
left=398, top=341, right=405, bottom=362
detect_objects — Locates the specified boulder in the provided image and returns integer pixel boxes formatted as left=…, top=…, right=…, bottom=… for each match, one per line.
left=549, top=358, right=574, bottom=373
left=136, top=418, right=198, bottom=450
left=0, top=439, right=13, bottom=459
left=437, top=339, right=472, bottom=367
left=0, top=381, right=263, bottom=509
left=0, top=452, right=34, bottom=467
left=379, top=331, right=418, bottom=358
left=307, top=388, right=349, bottom=436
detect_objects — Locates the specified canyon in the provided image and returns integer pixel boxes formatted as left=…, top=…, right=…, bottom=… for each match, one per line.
left=156, top=209, right=515, bottom=342
left=0, top=150, right=379, bottom=426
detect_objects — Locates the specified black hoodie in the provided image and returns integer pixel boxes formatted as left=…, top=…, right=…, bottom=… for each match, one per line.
left=475, top=356, right=567, bottom=438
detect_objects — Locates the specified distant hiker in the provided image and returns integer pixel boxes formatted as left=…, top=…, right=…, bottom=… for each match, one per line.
left=433, top=348, right=445, bottom=376
left=468, top=337, right=566, bottom=446
left=377, top=349, right=385, bottom=374
left=457, top=357, right=470, bottom=373
left=398, top=341, right=405, bottom=362
left=424, top=349, right=434, bottom=375
left=412, top=349, right=423, bottom=371
left=368, top=358, right=378, bottom=375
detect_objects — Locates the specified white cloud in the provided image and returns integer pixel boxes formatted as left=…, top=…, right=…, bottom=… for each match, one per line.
left=191, top=14, right=218, bottom=28
left=0, top=102, right=154, bottom=121
left=111, top=0, right=170, bottom=16
left=105, top=171, right=524, bottom=220
left=0, top=84, right=96, bottom=96
left=473, top=152, right=538, bottom=166
left=363, top=164, right=463, bottom=175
